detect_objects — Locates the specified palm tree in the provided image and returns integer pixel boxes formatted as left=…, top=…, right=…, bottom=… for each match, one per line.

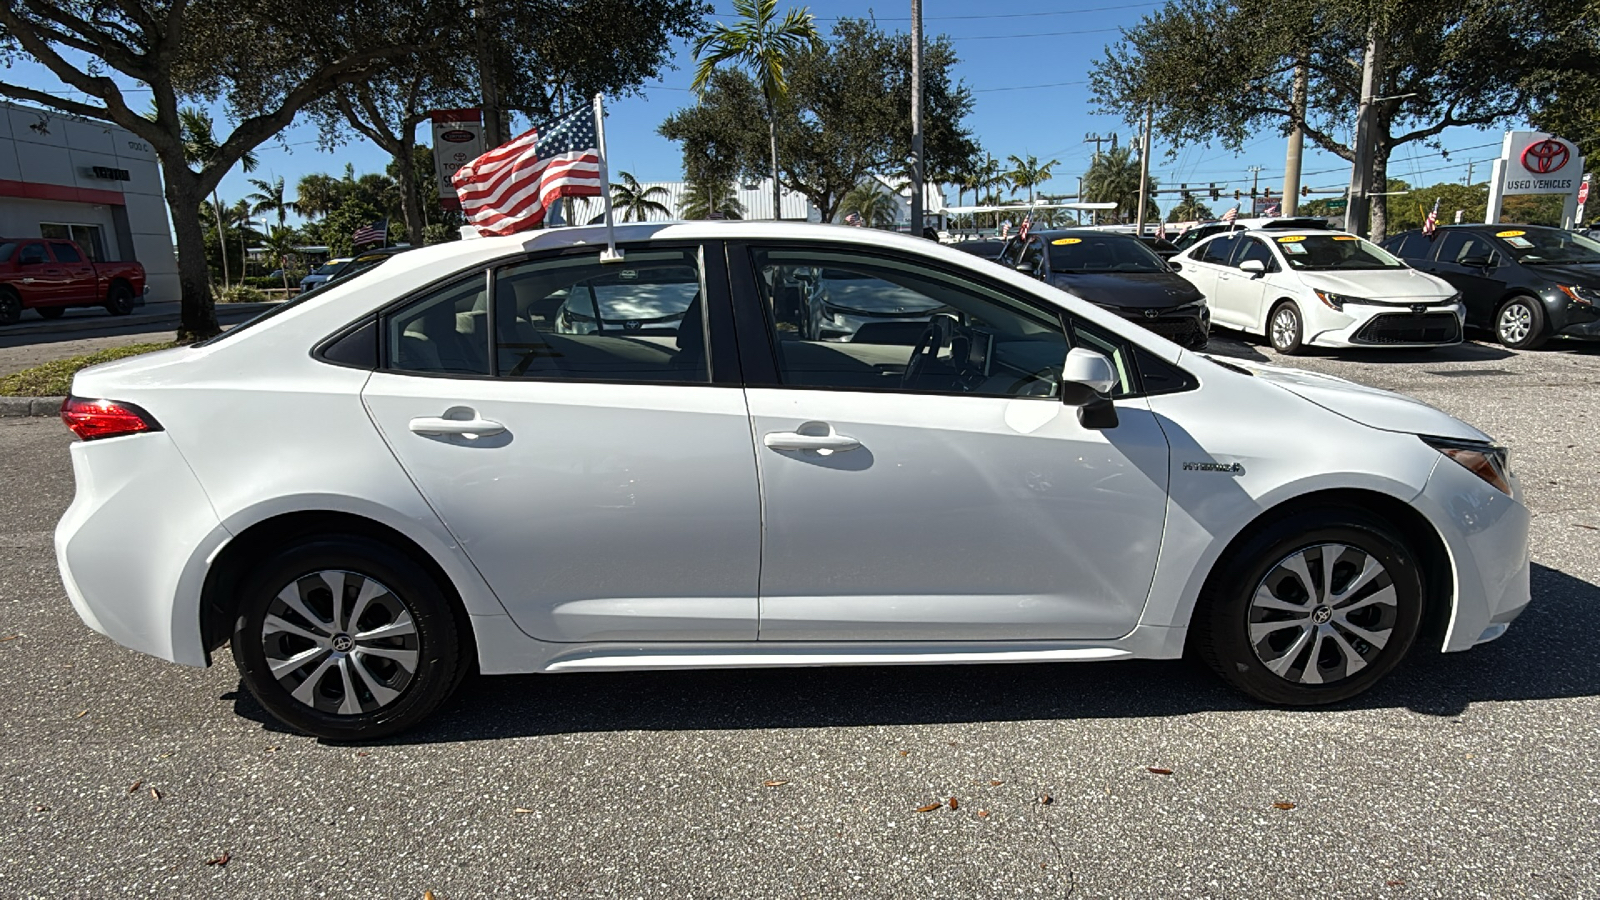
left=261, top=226, right=300, bottom=293
left=1006, top=154, right=1060, bottom=205
left=1169, top=196, right=1214, bottom=223
left=246, top=176, right=296, bottom=229
left=176, top=107, right=257, bottom=289
left=610, top=172, right=673, bottom=222
left=839, top=182, right=897, bottom=228
left=962, top=154, right=1007, bottom=230
left=679, top=178, right=745, bottom=220
left=1082, top=146, right=1160, bottom=224
left=692, top=0, right=820, bottom=221
left=295, top=173, right=344, bottom=221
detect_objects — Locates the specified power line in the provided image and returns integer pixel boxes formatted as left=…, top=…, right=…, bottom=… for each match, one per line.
left=952, top=27, right=1125, bottom=40
left=712, top=3, right=1163, bottom=21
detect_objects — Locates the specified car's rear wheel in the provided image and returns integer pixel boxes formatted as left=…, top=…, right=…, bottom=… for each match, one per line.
left=0, top=289, right=20, bottom=326
left=104, top=282, right=134, bottom=316
left=231, top=537, right=464, bottom=740
left=1194, top=508, right=1424, bottom=706
left=1268, top=301, right=1305, bottom=355
left=1495, top=295, right=1547, bottom=350
left=36, top=306, right=65, bottom=320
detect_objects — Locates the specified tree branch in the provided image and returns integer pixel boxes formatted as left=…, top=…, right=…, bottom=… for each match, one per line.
left=0, top=5, right=145, bottom=131
left=0, top=82, right=110, bottom=119
left=18, top=0, right=146, bottom=73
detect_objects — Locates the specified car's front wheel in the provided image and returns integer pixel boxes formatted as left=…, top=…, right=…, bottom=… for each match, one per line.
left=231, top=537, right=464, bottom=740
left=1494, top=295, right=1547, bottom=350
left=1194, top=508, right=1424, bottom=706
left=1268, top=300, right=1305, bottom=355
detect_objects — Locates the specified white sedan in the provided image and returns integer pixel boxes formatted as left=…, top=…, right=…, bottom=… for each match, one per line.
left=55, top=222, right=1528, bottom=739
left=1172, top=229, right=1465, bottom=354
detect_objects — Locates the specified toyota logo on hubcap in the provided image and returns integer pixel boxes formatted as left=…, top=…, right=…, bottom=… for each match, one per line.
left=332, top=633, right=354, bottom=652
left=1312, top=606, right=1333, bottom=625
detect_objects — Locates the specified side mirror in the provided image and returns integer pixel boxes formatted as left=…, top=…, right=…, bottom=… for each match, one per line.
left=1238, top=259, right=1266, bottom=275
left=1167, top=261, right=1183, bottom=272
left=1460, top=255, right=1492, bottom=269
left=1060, top=347, right=1119, bottom=429
left=1014, top=260, right=1037, bottom=274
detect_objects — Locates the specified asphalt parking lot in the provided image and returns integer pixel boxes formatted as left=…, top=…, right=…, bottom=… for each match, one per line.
left=3, top=330, right=1598, bottom=899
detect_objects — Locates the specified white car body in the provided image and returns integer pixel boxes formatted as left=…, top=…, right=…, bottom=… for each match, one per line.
left=1175, top=229, right=1466, bottom=348
left=54, top=222, right=1528, bottom=727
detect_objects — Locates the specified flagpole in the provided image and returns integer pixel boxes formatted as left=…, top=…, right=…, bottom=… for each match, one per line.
left=593, top=93, right=624, bottom=263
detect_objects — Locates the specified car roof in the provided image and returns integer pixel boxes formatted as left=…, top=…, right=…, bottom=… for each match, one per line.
left=1030, top=228, right=1140, bottom=240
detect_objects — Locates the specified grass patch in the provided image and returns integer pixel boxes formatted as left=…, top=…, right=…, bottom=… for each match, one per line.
left=0, top=342, right=177, bottom=397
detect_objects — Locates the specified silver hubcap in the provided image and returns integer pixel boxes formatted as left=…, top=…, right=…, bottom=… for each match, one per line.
left=1271, top=307, right=1298, bottom=349
left=1498, top=303, right=1531, bottom=344
left=261, top=570, right=419, bottom=716
left=1248, top=543, right=1398, bottom=685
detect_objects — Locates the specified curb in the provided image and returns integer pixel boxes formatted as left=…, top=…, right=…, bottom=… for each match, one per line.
left=0, top=396, right=65, bottom=418
left=1, top=301, right=279, bottom=337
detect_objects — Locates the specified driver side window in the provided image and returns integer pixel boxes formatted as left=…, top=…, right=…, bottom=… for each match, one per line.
left=749, top=247, right=1068, bottom=399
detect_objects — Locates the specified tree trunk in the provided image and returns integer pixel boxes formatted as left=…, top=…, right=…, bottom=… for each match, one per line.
left=212, top=191, right=230, bottom=291
left=1370, top=148, right=1390, bottom=242
left=767, top=98, right=781, bottom=221
left=394, top=144, right=425, bottom=246
left=167, top=173, right=219, bottom=341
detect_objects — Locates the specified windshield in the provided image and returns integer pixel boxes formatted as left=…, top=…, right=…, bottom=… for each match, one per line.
left=1275, top=234, right=1405, bottom=270
left=1491, top=228, right=1600, bottom=264
left=1049, top=235, right=1169, bottom=273
left=313, top=260, right=349, bottom=276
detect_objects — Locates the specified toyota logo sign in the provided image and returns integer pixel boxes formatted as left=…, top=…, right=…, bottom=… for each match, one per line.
left=440, top=130, right=476, bottom=143
left=1521, top=139, right=1571, bottom=175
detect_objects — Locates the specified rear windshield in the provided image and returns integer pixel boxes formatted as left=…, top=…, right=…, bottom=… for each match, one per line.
left=1275, top=234, right=1405, bottom=270
left=313, top=260, right=349, bottom=276
left=1049, top=235, right=1168, bottom=273
left=1491, top=228, right=1600, bottom=264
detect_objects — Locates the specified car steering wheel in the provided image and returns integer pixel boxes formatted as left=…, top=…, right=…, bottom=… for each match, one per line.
left=901, top=314, right=959, bottom=389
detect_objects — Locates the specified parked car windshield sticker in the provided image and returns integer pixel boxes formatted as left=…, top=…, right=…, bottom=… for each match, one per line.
left=1282, top=242, right=1308, bottom=255
left=1495, top=230, right=1526, bottom=238
left=1503, top=235, right=1535, bottom=248
left=1276, top=235, right=1306, bottom=243
left=1051, top=238, right=1082, bottom=245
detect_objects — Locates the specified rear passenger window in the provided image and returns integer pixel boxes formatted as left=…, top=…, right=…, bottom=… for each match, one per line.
left=386, top=274, right=490, bottom=376
left=49, top=242, right=82, bottom=263
left=1200, top=234, right=1239, bottom=265
left=492, top=249, right=707, bottom=383
left=18, top=244, right=46, bottom=265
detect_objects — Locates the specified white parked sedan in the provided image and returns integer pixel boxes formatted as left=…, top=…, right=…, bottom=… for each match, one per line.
left=1172, top=229, right=1465, bottom=354
left=56, top=222, right=1528, bottom=739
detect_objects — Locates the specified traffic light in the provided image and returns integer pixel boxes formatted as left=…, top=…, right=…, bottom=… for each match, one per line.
left=1209, top=183, right=1219, bottom=200
left=1181, top=183, right=1192, bottom=200
left=1250, top=187, right=1258, bottom=198
left=1301, top=186, right=1311, bottom=197
left=1234, top=189, right=1241, bottom=200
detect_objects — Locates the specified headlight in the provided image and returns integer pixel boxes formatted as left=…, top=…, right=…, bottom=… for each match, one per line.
left=1558, top=284, right=1597, bottom=306
left=1444, top=291, right=1462, bottom=305
left=1313, top=289, right=1366, bottom=310
left=1421, top=436, right=1512, bottom=496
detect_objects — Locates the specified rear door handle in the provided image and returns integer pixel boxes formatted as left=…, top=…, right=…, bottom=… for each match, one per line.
left=763, top=430, right=861, bottom=452
left=408, top=415, right=505, bottom=437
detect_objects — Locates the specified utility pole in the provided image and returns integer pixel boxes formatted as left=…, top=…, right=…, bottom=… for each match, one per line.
left=1464, top=161, right=1475, bottom=186
left=909, top=0, right=924, bottom=236
left=1076, top=175, right=1084, bottom=226
left=1282, top=60, right=1306, bottom=216
left=1084, top=133, right=1114, bottom=157
left=1346, top=22, right=1384, bottom=238
left=1247, top=164, right=1264, bottom=215
left=1135, top=107, right=1152, bottom=234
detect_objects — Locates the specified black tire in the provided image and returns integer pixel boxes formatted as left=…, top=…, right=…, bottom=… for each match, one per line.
left=1267, top=300, right=1305, bottom=355
left=1193, top=507, right=1424, bottom=706
left=0, top=289, right=19, bottom=326
left=1494, top=295, right=1547, bottom=350
left=104, top=281, right=135, bottom=316
left=36, top=306, right=65, bottom=320
left=231, top=536, right=464, bottom=740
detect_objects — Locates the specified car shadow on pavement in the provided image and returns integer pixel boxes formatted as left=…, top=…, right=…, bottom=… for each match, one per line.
left=225, top=562, right=1598, bottom=744
left=1202, top=331, right=1519, bottom=365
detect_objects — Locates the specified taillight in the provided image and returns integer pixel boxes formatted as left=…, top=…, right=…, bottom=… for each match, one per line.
left=60, top=396, right=162, bottom=441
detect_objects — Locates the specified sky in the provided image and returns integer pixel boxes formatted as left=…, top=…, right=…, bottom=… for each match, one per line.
left=16, top=0, right=1519, bottom=228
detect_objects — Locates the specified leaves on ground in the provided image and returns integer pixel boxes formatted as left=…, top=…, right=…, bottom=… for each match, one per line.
left=127, top=780, right=142, bottom=793
left=915, top=803, right=942, bottom=813
left=1272, top=801, right=1296, bottom=810
left=204, top=851, right=230, bottom=867
left=512, top=807, right=535, bottom=814
left=989, top=780, right=1003, bottom=786
left=73, top=710, right=88, bottom=719
left=1039, top=794, right=1053, bottom=806
left=1147, top=767, right=1173, bottom=775
left=1386, top=880, right=1405, bottom=887
left=149, top=787, right=162, bottom=801
left=896, top=750, right=909, bottom=757
left=977, top=809, right=991, bottom=818
left=947, top=797, right=959, bottom=810
left=0, top=634, right=18, bottom=642
left=762, top=780, right=788, bottom=787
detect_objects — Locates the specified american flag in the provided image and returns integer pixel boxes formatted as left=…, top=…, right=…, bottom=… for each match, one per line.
left=1018, top=212, right=1033, bottom=241
left=451, top=107, right=602, bottom=236
left=1422, top=198, right=1441, bottom=237
left=1221, top=204, right=1239, bottom=224
left=352, top=219, right=388, bottom=245
left=1155, top=219, right=1167, bottom=239
left=1263, top=203, right=1281, bottom=218
left=844, top=211, right=863, bottom=227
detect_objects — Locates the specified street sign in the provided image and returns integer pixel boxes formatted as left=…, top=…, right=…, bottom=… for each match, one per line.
left=1325, top=198, right=1348, bottom=212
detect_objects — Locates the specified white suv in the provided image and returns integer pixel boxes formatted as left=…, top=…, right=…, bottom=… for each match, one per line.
left=1173, top=229, right=1464, bottom=354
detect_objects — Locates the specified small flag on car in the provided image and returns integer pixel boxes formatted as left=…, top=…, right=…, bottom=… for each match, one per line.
left=352, top=219, right=388, bottom=246
left=1155, top=219, right=1167, bottom=239
left=1221, top=204, right=1239, bottom=224
left=1018, top=212, right=1033, bottom=241
left=1422, top=198, right=1441, bottom=238
left=844, top=211, right=863, bottom=227
left=1263, top=203, right=1281, bottom=217
left=451, top=106, right=603, bottom=237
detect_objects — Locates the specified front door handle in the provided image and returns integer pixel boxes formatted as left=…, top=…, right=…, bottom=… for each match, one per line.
left=409, top=415, right=505, bottom=437
left=763, top=430, right=861, bottom=452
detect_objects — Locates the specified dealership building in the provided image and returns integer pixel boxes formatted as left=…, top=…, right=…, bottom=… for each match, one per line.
left=0, top=101, right=178, bottom=301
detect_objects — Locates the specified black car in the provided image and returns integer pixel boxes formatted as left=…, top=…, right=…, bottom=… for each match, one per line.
left=1381, top=224, right=1600, bottom=349
left=1140, top=235, right=1181, bottom=259
left=999, top=229, right=1209, bottom=348
left=947, top=238, right=1007, bottom=262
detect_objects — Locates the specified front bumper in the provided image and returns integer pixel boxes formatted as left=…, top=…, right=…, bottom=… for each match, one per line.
left=1097, top=302, right=1210, bottom=349
left=1409, top=452, right=1531, bottom=652
left=56, top=431, right=227, bottom=667
left=1308, top=302, right=1464, bottom=348
left=1552, top=298, right=1600, bottom=339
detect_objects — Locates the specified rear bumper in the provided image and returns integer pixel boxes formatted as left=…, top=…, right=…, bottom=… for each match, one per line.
left=55, top=432, right=226, bottom=667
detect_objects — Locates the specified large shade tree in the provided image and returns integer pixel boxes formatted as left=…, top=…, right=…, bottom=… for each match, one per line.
left=691, top=0, right=821, bottom=220
left=1092, top=0, right=1593, bottom=241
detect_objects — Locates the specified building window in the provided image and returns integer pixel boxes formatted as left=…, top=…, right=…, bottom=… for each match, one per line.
left=40, top=223, right=106, bottom=262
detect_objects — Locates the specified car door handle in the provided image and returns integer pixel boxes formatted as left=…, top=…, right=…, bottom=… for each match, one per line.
left=408, top=415, right=505, bottom=437
left=763, top=431, right=861, bottom=452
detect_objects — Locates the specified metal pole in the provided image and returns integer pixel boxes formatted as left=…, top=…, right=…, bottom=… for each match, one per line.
left=1283, top=61, right=1305, bottom=216
left=473, top=1, right=504, bottom=146
left=1135, top=106, right=1152, bottom=234
left=1077, top=176, right=1084, bottom=226
left=1347, top=22, right=1383, bottom=238
left=909, top=0, right=924, bottom=236
left=594, top=94, right=623, bottom=263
